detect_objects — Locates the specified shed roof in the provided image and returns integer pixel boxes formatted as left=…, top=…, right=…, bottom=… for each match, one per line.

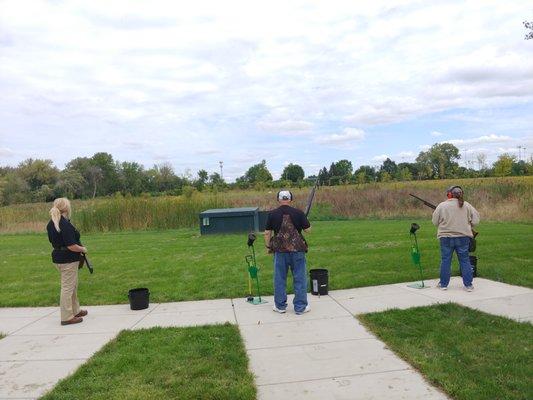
left=200, top=207, right=258, bottom=216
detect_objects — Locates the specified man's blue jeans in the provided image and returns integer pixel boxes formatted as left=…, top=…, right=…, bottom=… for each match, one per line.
left=439, top=236, right=473, bottom=287
left=273, top=252, right=308, bottom=313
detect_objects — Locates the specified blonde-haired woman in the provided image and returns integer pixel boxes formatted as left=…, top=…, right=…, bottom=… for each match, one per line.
left=46, top=198, right=88, bottom=325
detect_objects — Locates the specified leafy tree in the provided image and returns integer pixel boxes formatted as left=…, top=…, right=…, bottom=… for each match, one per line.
left=525, top=21, right=533, bottom=40
left=208, top=172, right=225, bottom=188
left=476, top=153, right=488, bottom=171
left=493, top=153, right=515, bottom=177
left=379, top=171, right=392, bottom=182
left=91, top=152, right=120, bottom=195
left=86, top=166, right=103, bottom=198
left=317, top=167, right=329, bottom=185
left=0, top=166, right=15, bottom=177
left=33, top=184, right=54, bottom=202
left=281, top=163, right=305, bottom=183
left=328, top=159, right=353, bottom=184
left=195, top=169, right=209, bottom=191
left=0, top=172, right=30, bottom=205
left=353, top=165, right=376, bottom=183
left=119, top=162, right=146, bottom=195
left=511, top=160, right=529, bottom=176
left=335, top=159, right=353, bottom=182
left=147, top=163, right=184, bottom=193
left=54, top=169, right=85, bottom=198
left=17, top=159, right=59, bottom=191
left=65, top=157, right=93, bottom=196
left=380, top=158, right=398, bottom=176
left=416, top=143, right=460, bottom=179
left=241, top=160, right=273, bottom=184
left=396, top=167, right=413, bottom=181
left=354, top=171, right=367, bottom=184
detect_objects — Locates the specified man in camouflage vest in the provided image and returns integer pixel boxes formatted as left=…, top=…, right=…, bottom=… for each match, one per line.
left=264, top=190, right=311, bottom=314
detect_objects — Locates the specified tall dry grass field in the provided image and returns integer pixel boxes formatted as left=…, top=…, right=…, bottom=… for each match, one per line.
left=1, top=176, right=531, bottom=234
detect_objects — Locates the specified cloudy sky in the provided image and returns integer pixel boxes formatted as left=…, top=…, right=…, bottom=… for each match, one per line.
left=1, top=0, right=532, bottom=180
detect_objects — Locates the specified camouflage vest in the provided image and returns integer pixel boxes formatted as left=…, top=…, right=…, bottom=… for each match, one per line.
left=270, top=214, right=308, bottom=253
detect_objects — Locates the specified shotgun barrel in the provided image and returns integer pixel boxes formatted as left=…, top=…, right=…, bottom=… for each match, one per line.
left=409, top=193, right=436, bottom=209
left=304, top=178, right=319, bottom=217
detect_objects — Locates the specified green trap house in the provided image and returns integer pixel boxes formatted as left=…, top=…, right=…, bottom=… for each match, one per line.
left=199, top=207, right=269, bottom=235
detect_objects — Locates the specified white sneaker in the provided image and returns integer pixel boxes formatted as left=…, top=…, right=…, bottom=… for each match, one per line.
left=437, top=283, right=448, bottom=291
left=465, top=285, right=474, bottom=292
left=295, top=305, right=311, bottom=315
left=272, top=306, right=286, bottom=314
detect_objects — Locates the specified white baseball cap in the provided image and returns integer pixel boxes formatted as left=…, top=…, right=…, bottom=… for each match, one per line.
left=277, top=190, right=292, bottom=201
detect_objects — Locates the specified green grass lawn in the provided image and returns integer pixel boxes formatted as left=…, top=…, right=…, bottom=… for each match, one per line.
left=0, top=220, right=531, bottom=306
left=41, top=324, right=256, bottom=400
left=359, top=304, right=533, bottom=400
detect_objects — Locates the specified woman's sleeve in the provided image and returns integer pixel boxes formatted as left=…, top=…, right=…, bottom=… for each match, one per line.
left=431, top=206, right=440, bottom=226
left=469, top=204, right=480, bottom=226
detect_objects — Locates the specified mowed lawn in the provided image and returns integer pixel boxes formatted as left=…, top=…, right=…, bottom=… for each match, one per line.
left=0, top=220, right=531, bottom=306
left=360, top=304, right=533, bottom=400
left=41, top=324, right=256, bottom=400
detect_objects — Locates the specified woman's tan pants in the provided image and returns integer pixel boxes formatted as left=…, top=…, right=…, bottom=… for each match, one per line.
left=55, top=261, right=81, bottom=321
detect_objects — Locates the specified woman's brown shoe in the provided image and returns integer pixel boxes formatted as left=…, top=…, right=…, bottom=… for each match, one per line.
left=75, top=310, right=88, bottom=317
left=61, top=317, right=83, bottom=325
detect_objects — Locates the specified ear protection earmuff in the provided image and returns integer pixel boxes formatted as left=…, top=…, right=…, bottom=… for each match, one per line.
left=446, top=185, right=463, bottom=198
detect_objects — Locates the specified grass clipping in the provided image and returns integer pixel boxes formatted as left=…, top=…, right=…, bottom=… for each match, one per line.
left=359, top=303, right=533, bottom=400
left=41, top=324, right=256, bottom=400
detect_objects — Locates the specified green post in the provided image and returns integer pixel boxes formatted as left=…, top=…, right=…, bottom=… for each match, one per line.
left=408, top=223, right=428, bottom=289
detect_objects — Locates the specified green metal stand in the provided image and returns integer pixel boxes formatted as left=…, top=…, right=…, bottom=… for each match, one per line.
left=245, top=248, right=267, bottom=305
left=408, top=229, right=429, bottom=289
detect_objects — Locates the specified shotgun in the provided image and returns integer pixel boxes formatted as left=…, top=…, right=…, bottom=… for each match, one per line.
left=80, top=253, right=94, bottom=274
left=304, top=177, right=319, bottom=217
left=409, top=193, right=437, bottom=210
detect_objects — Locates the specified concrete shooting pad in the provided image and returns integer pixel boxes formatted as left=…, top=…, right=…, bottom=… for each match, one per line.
left=0, top=278, right=531, bottom=399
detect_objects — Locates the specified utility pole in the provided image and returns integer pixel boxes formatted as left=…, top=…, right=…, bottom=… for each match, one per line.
left=219, top=161, right=224, bottom=180
left=517, top=145, right=522, bottom=161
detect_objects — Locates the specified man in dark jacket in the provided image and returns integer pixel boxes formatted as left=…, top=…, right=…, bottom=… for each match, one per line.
left=264, top=190, right=311, bottom=314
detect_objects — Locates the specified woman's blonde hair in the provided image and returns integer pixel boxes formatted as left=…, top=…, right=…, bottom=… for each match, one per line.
left=50, top=198, right=72, bottom=232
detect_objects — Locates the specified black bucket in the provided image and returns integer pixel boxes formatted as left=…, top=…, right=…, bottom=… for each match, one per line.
left=310, top=269, right=328, bottom=295
left=128, top=288, right=150, bottom=310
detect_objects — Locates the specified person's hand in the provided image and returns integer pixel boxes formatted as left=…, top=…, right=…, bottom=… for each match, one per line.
left=80, top=247, right=88, bottom=253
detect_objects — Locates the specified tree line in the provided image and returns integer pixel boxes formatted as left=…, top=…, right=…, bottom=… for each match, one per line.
left=0, top=143, right=531, bottom=206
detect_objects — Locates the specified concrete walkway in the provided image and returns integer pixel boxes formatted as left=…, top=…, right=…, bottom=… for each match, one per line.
left=1, top=277, right=531, bottom=399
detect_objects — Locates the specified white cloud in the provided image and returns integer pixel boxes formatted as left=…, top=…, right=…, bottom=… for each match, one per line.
left=445, top=134, right=514, bottom=146
left=316, top=128, right=366, bottom=146
left=194, top=148, right=222, bottom=155
left=372, top=154, right=389, bottom=162
left=0, top=147, right=15, bottom=157
left=430, top=131, right=443, bottom=137
left=257, top=119, right=314, bottom=134
left=0, top=0, right=532, bottom=177
left=397, top=151, right=415, bottom=158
